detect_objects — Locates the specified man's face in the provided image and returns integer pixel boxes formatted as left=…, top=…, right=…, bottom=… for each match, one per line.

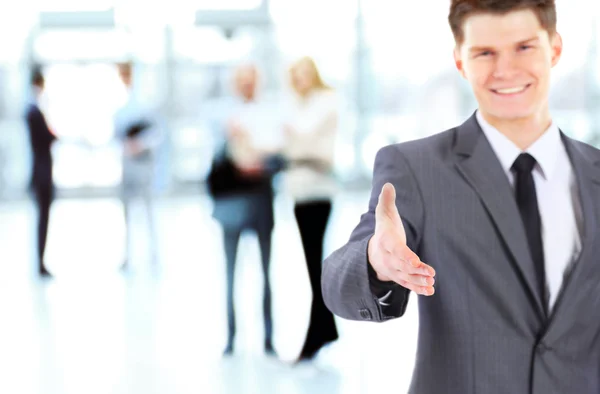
left=119, top=71, right=132, bottom=87
left=235, top=67, right=257, bottom=101
left=454, top=9, right=562, bottom=123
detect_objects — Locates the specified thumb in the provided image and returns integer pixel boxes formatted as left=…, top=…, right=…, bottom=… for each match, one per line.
left=376, top=183, right=398, bottom=218
left=375, top=183, right=406, bottom=239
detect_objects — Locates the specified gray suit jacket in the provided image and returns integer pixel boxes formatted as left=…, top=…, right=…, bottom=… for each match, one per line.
left=322, top=113, right=600, bottom=394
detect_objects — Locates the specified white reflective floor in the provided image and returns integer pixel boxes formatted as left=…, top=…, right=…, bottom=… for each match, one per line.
left=0, top=192, right=419, bottom=394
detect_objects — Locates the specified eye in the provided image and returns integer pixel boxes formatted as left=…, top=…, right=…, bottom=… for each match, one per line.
left=478, top=50, right=493, bottom=57
left=519, top=45, right=532, bottom=51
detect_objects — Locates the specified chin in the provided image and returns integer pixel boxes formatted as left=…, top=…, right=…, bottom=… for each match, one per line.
left=486, top=108, right=536, bottom=122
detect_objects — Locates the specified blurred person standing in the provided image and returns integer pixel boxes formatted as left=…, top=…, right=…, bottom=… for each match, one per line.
left=114, top=62, right=163, bottom=271
left=0, top=138, right=5, bottom=198
left=24, top=67, right=57, bottom=278
left=208, top=63, right=283, bottom=357
left=282, top=57, right=339, bottom=362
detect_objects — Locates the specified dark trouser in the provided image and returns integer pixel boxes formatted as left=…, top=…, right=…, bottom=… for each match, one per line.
left=33, top=185, right=53, bottom=272
left=294, top=200, right=338, bottom=359
left=223, top=226, right=273, bottom=348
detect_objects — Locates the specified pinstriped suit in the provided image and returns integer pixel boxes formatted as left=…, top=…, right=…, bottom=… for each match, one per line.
left=322, top=113, right=600, bottom=393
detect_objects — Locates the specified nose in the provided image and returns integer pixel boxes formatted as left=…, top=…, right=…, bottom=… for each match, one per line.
left=492, top=53, right=519, bottom=80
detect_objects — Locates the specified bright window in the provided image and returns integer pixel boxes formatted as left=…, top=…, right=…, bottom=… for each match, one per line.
left=195, top=0, right=263, bottom=10
left=40, top=0, right=114, bottom=12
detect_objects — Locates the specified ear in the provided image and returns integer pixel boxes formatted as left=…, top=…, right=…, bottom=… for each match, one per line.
left=550, top=32, right=563, bottom=67
left=454, top=46, right=467, bottom=79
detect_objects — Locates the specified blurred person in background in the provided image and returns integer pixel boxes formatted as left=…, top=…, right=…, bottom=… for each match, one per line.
left=0, top=130, right=5, bottom=198
left=25, top=66, right=57, bottom=278
left=208, top=63, right=283, bottom=357
left=114, top=62, right=163, bottom=271
left=0, top=144, right=5, bottom=199
left=282, top=56, right=339, bottom=362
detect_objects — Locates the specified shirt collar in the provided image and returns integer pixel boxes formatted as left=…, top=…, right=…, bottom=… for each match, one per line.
left=476, top=110, right=561, bottom=180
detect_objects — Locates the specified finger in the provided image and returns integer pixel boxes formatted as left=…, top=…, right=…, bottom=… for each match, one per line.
left=376, top=183, right=399, bottom=221
left=398, top=280, right=436, bottom=296
left=375, top=183, right=407, bottom=243
left=382, top=251, right=435, bottom=277
left=400, top=258, right=436, bottom=277
left=390, top=270, right=435, bottom=288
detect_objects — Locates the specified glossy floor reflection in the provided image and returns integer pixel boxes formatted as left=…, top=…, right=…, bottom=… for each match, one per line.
left=0, top=192, right=419, bottom=394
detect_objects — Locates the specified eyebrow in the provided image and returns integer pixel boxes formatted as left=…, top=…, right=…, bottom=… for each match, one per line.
left=468, top=36, right=540, bottom=53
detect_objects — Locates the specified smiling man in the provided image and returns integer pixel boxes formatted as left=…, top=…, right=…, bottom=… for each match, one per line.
left=322, top=1, right=600, bottom=393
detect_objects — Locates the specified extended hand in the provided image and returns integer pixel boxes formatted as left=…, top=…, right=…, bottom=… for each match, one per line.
left=367, top=183, right=436, bottom=296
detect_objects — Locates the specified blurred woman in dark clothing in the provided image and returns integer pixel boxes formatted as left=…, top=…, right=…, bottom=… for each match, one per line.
left=283, top=57, right=339, bottom=362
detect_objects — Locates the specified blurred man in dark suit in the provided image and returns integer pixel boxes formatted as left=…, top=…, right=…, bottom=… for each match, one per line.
left=210, top=64, right=283, bottom=357
left=25, top=67, right=57, bottom=278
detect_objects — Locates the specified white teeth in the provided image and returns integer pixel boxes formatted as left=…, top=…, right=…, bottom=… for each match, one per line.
left=495, top=86, right=527, bottom=94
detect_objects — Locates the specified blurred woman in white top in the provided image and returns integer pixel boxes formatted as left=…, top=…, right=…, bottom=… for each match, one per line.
left=283, top=56, right=339, bottom=362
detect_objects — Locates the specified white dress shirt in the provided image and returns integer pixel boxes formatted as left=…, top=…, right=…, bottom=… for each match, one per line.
left=476, top=110, right=583, bottom=311
left=231, top=96, right=284, bottom=151
left=224, top=95, right=284, bottom=168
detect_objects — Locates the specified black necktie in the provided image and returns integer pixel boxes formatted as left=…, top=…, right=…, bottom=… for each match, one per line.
left=511, top=153, right=547, bottom=315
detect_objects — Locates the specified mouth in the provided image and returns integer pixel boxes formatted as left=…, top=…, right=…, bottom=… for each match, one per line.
left=490, top=84, right=532, bottom=95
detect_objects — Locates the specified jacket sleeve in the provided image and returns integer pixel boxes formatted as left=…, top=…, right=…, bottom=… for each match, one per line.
left=321, top=144, right=425, bottom=322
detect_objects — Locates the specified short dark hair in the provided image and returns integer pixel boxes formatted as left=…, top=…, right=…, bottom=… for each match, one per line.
left=31, top=66, right=44, bottom=87
left=449, top=0, right=557, bottom=45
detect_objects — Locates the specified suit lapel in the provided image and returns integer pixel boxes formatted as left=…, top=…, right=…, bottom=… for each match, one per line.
left=453, top=114, right=545, bottom=318
left=543, top=134, right=600, bottom=339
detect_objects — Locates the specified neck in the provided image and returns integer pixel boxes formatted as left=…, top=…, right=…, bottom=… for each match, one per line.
left=298, top=88, right=314, bottom=99
left=242, top=94, right=255, bottom=103
left=33, top=86, right=43, bottom=99
left=481, top=110, right=552, bottom=150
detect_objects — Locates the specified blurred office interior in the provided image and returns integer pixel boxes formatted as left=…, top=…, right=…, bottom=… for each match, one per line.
left=1, top=0, right=600, bottom=393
